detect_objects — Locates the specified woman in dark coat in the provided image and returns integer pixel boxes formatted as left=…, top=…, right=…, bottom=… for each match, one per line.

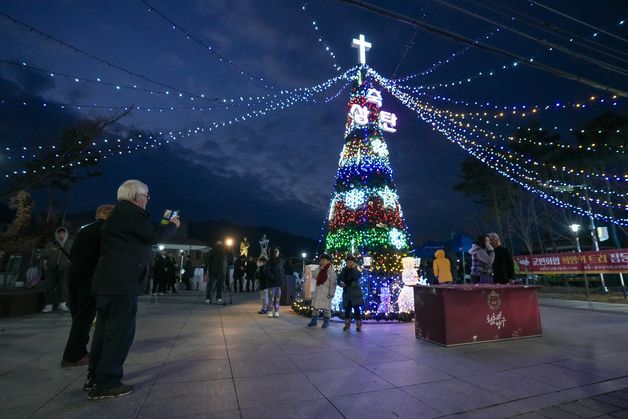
left=265, top=248, right=284, bottom=318
left=338, top=255, right=364, bottom=332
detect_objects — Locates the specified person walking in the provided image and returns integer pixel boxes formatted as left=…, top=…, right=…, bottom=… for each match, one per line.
left=233, top=255, right=246, bottom=292
left=204, top=241, right=227, bottom=304
left=245, top=255, right=257, bottom=292
left=41, top=227, right=73, bottom=312
left=266, top=248, right=283, bottom=318
left=257, top=256, right=269, bottom=314
left=61, top=204, right=113, bottom=367
left=87, top=180, right=179, bottom=400
left=182, top=255, right=193, bottom=291
left=469, top=235, right=495, bottom=284
left=432, top=249, right=453, bottom=284
left=488, top=233, right=515, bottom=284
left=151, top=252, right=168, bottom=295
left=308, top=254, right=337, bottom=329
left=166, top=255, right=177, bottom=294
left=338, top=255, right=364, bottom=332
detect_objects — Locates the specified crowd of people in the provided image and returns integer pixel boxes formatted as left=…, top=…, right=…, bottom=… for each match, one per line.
left=469, top=232, right=515, bottom=284
left=36, top=178, right=517, bottom=402
left=43, top=180, right=180, bottom=400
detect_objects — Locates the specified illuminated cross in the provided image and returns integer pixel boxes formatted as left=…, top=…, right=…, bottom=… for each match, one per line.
left=352, top=34, right=371, bottom=65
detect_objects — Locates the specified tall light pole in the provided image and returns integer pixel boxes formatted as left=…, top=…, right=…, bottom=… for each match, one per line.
left=570, top=224, right=581, bottom=252
left=586, top=216, right=608, bottom=293
left=570, top=224, right=590, bottom=298
left=301, top=252, right=307, bottom=275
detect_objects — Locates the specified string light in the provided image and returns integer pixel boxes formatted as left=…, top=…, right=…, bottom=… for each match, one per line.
left=1, top=68, right=357, bottom=161
left=0, top=60, right=359, bottom=109
left=380, top=78, right=628, bottom=224
left=141, top=0, right=274, bottom=89
left=0, top=11, right=223, bottom=103
left=383, top=85, right=628, bottom=211
left=394, top=27, right=502, bottom=82
left=301, top=3, right=342, bottom=71
left=372, top=70, right=627, bottom=182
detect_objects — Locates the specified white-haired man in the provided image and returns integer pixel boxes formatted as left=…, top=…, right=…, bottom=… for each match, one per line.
left=87, top=180, right=180, bottom=400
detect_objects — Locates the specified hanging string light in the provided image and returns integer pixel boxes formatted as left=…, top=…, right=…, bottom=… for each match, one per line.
left=1, top=68, right=357, bottom=161
left=301, top=2, right=342, bottom=71
left=377, top=77, right=628, bottom=224
left=394, top=27, right=503, bottom=82
left=141, top=0, right=274, bottom=89
left=372, top=69, right=627, bottom=182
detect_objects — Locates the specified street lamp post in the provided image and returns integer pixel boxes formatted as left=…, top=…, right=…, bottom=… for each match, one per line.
left=570, top=224, right=581, bottom=252
left=587, top=217, right=609, bottom=293
left=570, top=224, right=590, bottom=298
left=301, top=252, right=307, bottom=275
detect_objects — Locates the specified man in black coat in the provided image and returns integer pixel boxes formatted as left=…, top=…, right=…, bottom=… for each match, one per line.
left=61, top=204, right=114, bottom=367
left=86, top=180, right=179, bottom=400
left=204, top=241, right=227, bottom=304
left=488, top=233, right=515, bottom=284
left=233, top=255, right=246, bottom=292
left=245, top=256, right=257, bottom=292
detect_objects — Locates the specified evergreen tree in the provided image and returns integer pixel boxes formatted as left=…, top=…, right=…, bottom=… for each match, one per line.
left=323, top=67, right=412, bottom=318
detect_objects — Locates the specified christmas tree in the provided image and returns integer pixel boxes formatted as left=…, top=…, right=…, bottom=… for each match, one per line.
left=324, top=65, right=414, bottom=320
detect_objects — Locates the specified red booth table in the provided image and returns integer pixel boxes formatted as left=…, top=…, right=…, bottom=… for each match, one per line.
left=412, top=284, right=542, bottom=346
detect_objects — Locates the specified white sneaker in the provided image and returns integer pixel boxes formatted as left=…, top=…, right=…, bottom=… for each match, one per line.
left=59, top=302, right=69, bottom=312
left=41, top=304, right=53, bottom=313
left=204, top=299, right=210, bottom=305
left=217, top=299, right=223, bottom=304
left=273, top=312, right=280, bottom=318
left=268, top=311, right=274, bottom=318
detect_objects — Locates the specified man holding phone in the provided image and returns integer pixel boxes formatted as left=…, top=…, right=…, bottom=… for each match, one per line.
left=87, top=179, right=180, bottom=400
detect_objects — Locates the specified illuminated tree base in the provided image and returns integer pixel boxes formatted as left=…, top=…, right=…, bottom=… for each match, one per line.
left=291, top=298, right=415, bottom=322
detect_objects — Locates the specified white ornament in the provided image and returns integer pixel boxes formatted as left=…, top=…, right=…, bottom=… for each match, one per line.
left=378, top=186, right=398, bottom=208
left=331, top=282, right=344, bottom=311
left=371, top=139, right=388, bottom=157
left=344, top=189, right=365, bottom=210
left=259, top=234, right=269, bottom=259
left=389, top=228, right=406, bottom=249
left=380, top=111, right=398, bottom=133
left=378, top=286, right=392, bottom=313
left=328, top=196, right=337, bottom=220
left=397, top=285, right=415, bottom=313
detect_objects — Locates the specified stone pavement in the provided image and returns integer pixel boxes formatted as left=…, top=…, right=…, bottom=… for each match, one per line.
left=1, top=292, right=627, bottom=419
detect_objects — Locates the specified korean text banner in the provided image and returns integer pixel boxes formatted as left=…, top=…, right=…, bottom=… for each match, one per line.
left=514, top=249, right=628, bottom=274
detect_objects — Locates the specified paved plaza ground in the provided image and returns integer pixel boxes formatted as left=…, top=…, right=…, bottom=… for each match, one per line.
left=1, top=291, right=628, bottom=419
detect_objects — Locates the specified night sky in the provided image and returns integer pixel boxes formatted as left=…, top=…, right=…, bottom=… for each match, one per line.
left=0, top=0, right=626, bottom=244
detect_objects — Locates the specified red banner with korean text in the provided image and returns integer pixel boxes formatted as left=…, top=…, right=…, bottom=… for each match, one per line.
left=514, top=249, right=628, bottom=274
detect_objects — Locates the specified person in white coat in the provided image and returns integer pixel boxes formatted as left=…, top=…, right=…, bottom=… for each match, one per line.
left=307, top=254, right=337, bottom=329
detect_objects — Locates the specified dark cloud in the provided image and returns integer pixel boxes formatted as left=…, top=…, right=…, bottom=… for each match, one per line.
left=1, top=0, right=625, bottom=244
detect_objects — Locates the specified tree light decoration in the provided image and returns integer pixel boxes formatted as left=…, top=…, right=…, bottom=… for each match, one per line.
left=389, top=228, right=407, bottom=249
left=344, top=189, right=366, bottom=209
left=320, top=62, right=414, bottom=317
left=371, top=138, right=389, bottom=157
left=378, top=186, right=398, bottom=208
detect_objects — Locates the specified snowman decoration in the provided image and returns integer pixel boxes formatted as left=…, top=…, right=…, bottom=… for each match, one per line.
left=397, top=256, right=423, bottom=312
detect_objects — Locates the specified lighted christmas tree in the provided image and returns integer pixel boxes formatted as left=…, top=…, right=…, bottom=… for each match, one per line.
left=324, top=60, right=414, bottom=319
